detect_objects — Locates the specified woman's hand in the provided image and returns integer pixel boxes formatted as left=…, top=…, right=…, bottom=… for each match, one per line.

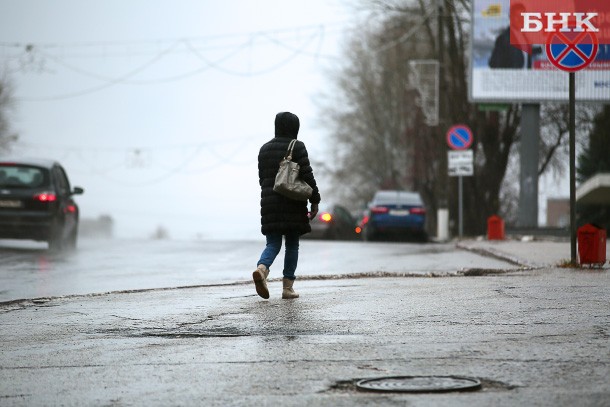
left=309, top=203, right=319, bottom=220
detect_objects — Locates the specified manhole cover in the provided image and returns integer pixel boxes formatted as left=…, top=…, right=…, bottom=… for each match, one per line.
left=356, top=375, right=482, bottom=393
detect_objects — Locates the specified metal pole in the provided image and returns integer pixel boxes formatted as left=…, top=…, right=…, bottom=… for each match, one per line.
left=459, top=175, right=463, bottom=237
left=437, top=0, right=449, bottom=226
left=569, top=72, right=577, bottom=265
left=518, top=105, right=540, bottom=228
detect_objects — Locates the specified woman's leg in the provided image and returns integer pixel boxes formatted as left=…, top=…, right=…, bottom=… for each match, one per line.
left=254, top=234, right=282, bottom=299
left=283, top=233, right=300, bottom=280
left=257, top=234, right=282, bottom=270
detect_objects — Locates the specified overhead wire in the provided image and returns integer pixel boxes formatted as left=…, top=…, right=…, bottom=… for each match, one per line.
left=15, top=41, right=183, bottom=101
left=184, top=29, right=322, bottom=77
left=18, top=135, right=257, bottom=152
left=32, top=38, right=253, bottom=85
left=4, top=17, right=430, bottom=185
left=3, top=16, right=425, bottom=102
left=17, top=135, right=260, bottom=186
left=10, top=27, right=331, bottom=101
left=0, top=20, right=349, bottom=52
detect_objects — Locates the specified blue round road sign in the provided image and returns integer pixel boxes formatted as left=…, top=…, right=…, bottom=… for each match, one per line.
left=446, top=125, right=473, bottom=150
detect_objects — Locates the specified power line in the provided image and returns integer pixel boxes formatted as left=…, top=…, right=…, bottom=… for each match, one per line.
left=14, top=41, right=183, bottom=101
left=0, top=21, right=349, bottom=52
left=182, top=30, right=323, bottom=77
left=17, top=135, right=260, bottom=186
left=3, top=16, right=430, bottom=102
left=17, top=134, right=257, bottom=152
left=9, top=25, right=340, bottom=101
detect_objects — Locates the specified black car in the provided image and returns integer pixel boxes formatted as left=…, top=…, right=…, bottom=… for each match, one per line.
left=306, top=204, right=359, bottom=240
left=0, top=158, right=84, bottom=250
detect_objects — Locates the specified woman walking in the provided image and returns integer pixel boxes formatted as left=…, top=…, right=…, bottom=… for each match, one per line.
left=253, top=112, right=321, bottom=299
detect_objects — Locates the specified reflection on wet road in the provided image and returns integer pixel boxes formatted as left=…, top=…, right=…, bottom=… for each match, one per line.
left=0, top=238, right=517, bottom=302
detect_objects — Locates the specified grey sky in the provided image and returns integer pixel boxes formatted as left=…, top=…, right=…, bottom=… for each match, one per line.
left=0, top=0, right=353, bottom=239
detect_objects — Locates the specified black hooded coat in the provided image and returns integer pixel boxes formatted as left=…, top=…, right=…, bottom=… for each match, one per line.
left=258, top=112, right=321, bottom=236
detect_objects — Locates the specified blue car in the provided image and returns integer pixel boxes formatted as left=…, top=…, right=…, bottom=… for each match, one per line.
left=360, top=190, right=427, bottom=242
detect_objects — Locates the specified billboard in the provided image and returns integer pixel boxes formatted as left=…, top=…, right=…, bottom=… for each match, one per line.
left=470, top=0, right=610, bottom=102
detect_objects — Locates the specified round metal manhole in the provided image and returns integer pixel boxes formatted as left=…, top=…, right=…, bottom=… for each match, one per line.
left=356, top=375, right=482, bottom=393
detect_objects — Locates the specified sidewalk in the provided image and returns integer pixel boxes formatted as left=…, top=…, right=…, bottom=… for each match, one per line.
left=1, top=239, right=608, bottom=406
left=457, top=237, right=609, bottom=269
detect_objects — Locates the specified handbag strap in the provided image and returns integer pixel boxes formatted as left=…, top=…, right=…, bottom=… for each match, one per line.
left=284, top=139, right=297, bottom=160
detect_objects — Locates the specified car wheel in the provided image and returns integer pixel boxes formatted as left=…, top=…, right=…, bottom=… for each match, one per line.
left=363, top=227, right=376, bottom=242
left=65, top=227, right=78, bottom=251
left=48, top=219, right=66, bottom=252
left=48, top=232, right=62, bottom=251
left=324, top=227, right=339, bottom=240
left=418, top=231, right=429, bottom=243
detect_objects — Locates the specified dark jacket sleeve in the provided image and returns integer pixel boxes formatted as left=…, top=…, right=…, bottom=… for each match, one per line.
left=293, top=141, right=321, bottom=205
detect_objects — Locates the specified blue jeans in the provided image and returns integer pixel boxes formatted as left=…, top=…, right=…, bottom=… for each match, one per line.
left=257, top=233, right=299, bottom=280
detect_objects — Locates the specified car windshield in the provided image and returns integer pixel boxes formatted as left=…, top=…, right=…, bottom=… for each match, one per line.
left=373, top=191, right=422, bottom=206
left=0, top=165, right=49, bottom=189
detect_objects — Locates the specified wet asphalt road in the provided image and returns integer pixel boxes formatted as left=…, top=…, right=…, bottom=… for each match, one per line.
left=1, top=238, right=608, bottom=406
left=0, top=237, right=517, bottom=303
left=1, top=266, right=609, bottom=406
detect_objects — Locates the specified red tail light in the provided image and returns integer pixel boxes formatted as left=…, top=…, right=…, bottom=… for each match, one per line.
left=410, top=207, right=426, bottom=215
left=33, top=192, right=57, bottom=202
left=319, top=212, right=332, bottom=223
left=370, top=206, right=389, bottom=214
left=64, top=205, right=77, bottom=213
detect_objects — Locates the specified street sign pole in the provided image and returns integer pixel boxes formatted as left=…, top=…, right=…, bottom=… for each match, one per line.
left=446, top=126, right=473, bottom=239
left=458, top=175, right=463, bottom=237
left=544, top=26, right=599, bottom=266
left=569, top=72, right=576, bottom=265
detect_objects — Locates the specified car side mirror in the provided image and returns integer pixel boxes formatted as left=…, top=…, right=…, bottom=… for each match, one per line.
left=72, top=186, right=84, bottom=195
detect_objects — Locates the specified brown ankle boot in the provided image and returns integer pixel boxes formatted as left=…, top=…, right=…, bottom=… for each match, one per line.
left=282, top=278, right=299, bottom=299
left=253, top=264, right=269, bottom=299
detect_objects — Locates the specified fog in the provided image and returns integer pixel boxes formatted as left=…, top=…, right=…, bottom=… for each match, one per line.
left=0, top=0, right=352, bottom=240
left=0, top=1, right=572, bottom=240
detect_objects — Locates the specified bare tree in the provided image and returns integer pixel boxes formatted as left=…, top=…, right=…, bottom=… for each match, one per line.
left=320, top=0, right=521, bottom=235
left=497, top=104, right=600, bottom=223
left=538, top=104, right=599, bottom=177
left=321, top=0, right=594, bottom=236
left=319, top=4, right=436, bottom=211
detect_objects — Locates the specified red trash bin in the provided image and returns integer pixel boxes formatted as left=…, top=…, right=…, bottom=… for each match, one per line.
left=487, top=215, right=505, bottom=240
left=577, top=224, right=607, bottom=265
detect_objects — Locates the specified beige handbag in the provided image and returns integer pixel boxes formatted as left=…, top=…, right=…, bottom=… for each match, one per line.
left=273, top=139, right=313, bottom=201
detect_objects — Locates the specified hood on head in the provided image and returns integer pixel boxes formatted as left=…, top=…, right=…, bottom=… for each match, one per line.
left=274, top=112, right=300, bottom=138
